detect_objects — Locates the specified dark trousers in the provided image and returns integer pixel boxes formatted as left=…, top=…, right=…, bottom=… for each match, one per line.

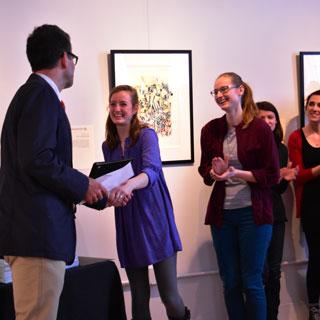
left=125, top=254, right=185, bottom=320
left=304, top=230, right=320, bottom=304
left=264, top=222, right=285, bottom=320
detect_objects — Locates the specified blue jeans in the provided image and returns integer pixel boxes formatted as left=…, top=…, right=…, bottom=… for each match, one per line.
left=211, top=207, right=272, bottom=320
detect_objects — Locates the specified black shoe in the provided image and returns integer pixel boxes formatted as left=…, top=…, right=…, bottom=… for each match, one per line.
left=168, top=307, right=191, bottom=320
left=184, top=307, right=191, bottom=320
left=309, top=305, right=320, bottom=320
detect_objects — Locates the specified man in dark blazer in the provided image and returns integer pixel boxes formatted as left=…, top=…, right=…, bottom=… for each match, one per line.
left=0, top=24, right=108, bottom=320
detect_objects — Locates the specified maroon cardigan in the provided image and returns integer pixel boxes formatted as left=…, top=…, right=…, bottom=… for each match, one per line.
left=198, top=115, right=279, bottom=228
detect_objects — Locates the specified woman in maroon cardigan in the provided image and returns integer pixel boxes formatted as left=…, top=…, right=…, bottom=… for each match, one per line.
left=198, top=72, right=279, bottom=320
left=288, top=90, right=320, bottom=320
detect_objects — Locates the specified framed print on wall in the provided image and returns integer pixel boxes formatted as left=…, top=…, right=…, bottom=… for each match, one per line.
left=110, top=50, right=194, bottom=165
left=299, top=51, right=320, bottom=126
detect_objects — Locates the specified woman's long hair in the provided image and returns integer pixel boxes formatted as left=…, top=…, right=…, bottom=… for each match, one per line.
left=217, top=72, right=258, bottom=128
left=256, top=101, right=283, bottom=146
left=105, top=85, right=148, bottom=150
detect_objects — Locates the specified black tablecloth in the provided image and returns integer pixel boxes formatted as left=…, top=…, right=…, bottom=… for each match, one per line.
left=0, top=257, right=127, bottom=320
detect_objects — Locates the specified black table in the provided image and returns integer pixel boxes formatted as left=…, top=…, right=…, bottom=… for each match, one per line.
left=0, top=257, right=127, bottom=320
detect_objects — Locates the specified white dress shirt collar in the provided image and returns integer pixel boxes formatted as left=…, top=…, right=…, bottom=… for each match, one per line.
left=35, top=72, right=62, bottom=101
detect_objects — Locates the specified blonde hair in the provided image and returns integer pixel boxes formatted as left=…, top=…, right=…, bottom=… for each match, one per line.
left=217, top=72, right=258, bottom=128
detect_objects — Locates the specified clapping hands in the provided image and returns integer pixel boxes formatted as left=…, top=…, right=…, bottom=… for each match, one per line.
left=280, top=161, right=298, bottom=182
left=210, top=156, right=236, bottom=181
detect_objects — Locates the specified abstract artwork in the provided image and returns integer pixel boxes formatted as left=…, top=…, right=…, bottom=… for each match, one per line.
left=110, top=50, right=194, bottom=164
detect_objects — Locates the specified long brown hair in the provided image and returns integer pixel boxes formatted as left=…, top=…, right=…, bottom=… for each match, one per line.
left=105, top=85, right=148, bottom=150
left=217, top=72, right=258, bottom=128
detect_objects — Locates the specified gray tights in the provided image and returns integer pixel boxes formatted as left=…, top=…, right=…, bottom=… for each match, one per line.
left=125, top=254, right=185, bottom=320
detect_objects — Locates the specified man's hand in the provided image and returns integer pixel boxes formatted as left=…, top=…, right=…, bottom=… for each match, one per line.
left=83, top=178, right=108, bottom=204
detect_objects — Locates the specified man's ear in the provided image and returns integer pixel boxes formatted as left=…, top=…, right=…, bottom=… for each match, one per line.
left=60, top=52, right=68, bottom=69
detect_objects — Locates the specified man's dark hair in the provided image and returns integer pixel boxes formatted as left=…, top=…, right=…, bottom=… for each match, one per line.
left=26, top=24, right=71, bottom=71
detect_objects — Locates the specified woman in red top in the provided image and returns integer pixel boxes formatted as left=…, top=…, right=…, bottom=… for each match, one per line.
left=288, top=90, right=320, bottom=320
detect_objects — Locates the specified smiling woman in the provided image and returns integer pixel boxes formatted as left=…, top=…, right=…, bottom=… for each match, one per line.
left=288, top=90, right=320, bottom=320
left=101, top=85, right=190, bottom=320
left=198, top=72, right=279, bottom=320
left=211, top=73, right=257, bottom=127
left=109, top=90, right=138, bottom=130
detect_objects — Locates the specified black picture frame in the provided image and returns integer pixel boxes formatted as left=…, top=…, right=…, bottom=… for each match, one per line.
left=110, top=50, right=194, bottom=165
left=299, top=51, right=320, bottom=126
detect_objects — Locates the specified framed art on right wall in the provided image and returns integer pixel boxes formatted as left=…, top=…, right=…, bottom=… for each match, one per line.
left=299, top=51, right=320, bottom=126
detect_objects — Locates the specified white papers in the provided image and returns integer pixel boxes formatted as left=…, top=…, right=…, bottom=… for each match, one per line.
left=95, top=162, right=134, bottom=191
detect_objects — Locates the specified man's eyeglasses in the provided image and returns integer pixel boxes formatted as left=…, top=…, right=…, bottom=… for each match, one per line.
left=210, top=85, right=238, bottom=97
left=67, top=52, right=79, bottom=65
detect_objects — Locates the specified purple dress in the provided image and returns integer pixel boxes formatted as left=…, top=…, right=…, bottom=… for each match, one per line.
left=102, top=128, right=182, bottom=268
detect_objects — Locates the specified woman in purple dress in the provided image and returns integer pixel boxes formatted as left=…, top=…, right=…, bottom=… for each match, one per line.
left=102, top=85, right=190, bottom=320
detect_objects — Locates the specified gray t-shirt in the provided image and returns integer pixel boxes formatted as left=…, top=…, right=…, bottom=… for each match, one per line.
left=223, top=127, right=252, bottom=209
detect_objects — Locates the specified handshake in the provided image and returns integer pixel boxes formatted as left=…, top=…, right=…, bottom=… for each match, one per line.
left=82, top=159, right=135, bottom=210
left=83, top=177, right=133, bottom=209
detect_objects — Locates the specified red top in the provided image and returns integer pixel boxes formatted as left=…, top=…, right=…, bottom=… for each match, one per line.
left=288, top=129, right=315, bottom=218
left=198, top=115, right=279, bottom=228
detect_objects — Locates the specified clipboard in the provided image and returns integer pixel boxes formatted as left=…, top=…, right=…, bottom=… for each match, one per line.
left=89, top=158, right=133, bottom=179
left=83, top=158, right=134, bottom=211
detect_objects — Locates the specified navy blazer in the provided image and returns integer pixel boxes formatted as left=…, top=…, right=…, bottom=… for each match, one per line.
left=0, top=74, right=89, bottom=264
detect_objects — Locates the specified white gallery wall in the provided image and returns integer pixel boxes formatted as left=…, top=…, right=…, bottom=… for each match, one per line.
left=1, top=0, right=320, bottom=319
